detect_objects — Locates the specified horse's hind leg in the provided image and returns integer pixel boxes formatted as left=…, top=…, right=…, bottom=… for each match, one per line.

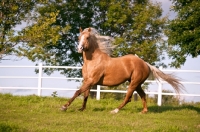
left=136, top=86, right=148, bottom=113
left=79, top=89, right=90, bottom=111
left=111, top=87, right=135, bottom=114
left=111, top=69, right=146, bottom=114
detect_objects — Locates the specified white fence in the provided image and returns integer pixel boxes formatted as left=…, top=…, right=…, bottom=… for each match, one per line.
left=0, top=63, right=200, bottom=106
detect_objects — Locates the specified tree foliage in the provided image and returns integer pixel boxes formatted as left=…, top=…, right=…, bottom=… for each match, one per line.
left=3, top=0, right=167, bottom=77
left=105, top=1, right=167, bottom=66
left=0, top=0, right=38, bottom=60
left=166, top=0, right=200, bottom=68
left=16, top=0, right=96, bottom=76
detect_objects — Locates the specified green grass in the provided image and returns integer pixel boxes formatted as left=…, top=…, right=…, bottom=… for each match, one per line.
left=0, top=93, right=200, bottom=132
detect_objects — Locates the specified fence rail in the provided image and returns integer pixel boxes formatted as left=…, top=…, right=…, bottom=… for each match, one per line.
left=0, top=64, right=200, bottom=106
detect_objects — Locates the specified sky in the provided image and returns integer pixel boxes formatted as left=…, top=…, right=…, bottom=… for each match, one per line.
left=0, top=0, right=200, bottom=102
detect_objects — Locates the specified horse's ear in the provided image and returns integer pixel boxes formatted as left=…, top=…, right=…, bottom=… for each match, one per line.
left=88, top=27, right=91, bottom=32
left=80, top=27, right=82, bottom=33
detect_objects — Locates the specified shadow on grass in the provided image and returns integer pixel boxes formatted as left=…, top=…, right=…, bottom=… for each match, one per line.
left=0, top=122, right=27, bottom=132
left=90, top=101, right=200, bottom=114
left=92, top=107, right=106, bottom=111
left=146, top=104, right=200, bottom=114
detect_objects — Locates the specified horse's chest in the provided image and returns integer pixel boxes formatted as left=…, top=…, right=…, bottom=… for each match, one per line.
left=83, top=62, right=104, bottom=77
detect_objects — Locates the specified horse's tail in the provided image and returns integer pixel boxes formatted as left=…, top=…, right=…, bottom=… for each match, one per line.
left=146, top=63, right=185, bottom=94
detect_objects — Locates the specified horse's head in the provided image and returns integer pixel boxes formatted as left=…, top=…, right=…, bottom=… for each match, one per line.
left=78, top=27, right=93, bottom=53
left=78, top=27, right=115, bottom=55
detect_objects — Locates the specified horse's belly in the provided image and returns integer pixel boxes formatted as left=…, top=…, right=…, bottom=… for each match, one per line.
left=98, top=71, right=130, bottom=86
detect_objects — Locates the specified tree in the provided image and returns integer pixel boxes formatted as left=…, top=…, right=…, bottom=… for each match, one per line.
left=0, top=0, right=39, bottom=61
left=15, top=0, right=167, bottom=77
left=166, top=0, right=200, bottom=68
left=102, top=1, right=168, bottom=66
left=15, top=0, right=95, bottom=76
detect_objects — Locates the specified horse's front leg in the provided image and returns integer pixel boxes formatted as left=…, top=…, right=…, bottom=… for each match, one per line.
left=79, top=89, right=90, bottom=111
left=61, top=82, right=91, bottom=111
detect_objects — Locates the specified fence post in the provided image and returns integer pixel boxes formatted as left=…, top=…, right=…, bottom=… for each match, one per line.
left=96, top=85, right=101, bottom=100
left=157, top=66, right=163, bottom=106
left=38, top=63, right=43, bottom=96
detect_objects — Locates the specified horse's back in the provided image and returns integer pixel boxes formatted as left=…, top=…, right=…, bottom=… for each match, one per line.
left=99, top=54, right=150, bottom=86
left=114, top=54, right=148, bottom=70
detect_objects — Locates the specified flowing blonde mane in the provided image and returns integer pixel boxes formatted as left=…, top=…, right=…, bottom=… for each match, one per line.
left=83, top=28, right=115, bottom=56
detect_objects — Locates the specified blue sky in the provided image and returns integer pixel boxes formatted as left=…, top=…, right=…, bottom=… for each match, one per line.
left=0, top=0, right=200, bottom=102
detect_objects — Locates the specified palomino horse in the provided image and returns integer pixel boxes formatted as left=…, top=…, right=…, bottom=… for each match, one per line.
left=61, top=27, right=184, bottom=114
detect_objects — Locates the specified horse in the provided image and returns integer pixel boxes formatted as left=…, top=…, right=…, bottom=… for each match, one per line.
left=61, top=27, right=184, bottom=114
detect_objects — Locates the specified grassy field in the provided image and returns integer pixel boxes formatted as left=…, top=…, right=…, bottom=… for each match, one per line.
left=0, top=93, right=200, bottom=132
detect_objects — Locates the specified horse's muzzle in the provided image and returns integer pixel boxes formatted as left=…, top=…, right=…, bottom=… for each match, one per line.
left=77, top=46, right=83, bottom=53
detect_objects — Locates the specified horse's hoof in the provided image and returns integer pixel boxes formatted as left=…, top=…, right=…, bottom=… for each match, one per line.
left=110, top=108, right=119, bottom=114
left=78, top=108, right=85, bottom=111
left=60, top=106, right=67, bottom=111
left=141, top=110, right=148, bottom=114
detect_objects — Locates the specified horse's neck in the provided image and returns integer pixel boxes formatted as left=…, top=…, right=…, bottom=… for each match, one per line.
left=83, top=48, right=106, bottom=61
left=83, top=38, right=110, bottom=61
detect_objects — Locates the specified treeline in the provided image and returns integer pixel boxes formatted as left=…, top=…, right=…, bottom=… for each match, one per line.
left=1, top=0, right=200, bottom=76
